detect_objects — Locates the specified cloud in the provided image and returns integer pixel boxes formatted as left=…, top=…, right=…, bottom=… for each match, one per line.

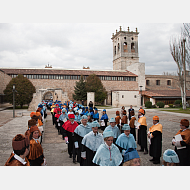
left=0, top=23, right=184, bottom=74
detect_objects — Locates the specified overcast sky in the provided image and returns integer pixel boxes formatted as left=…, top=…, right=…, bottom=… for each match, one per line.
left=0, top=23, right=184, bottom=75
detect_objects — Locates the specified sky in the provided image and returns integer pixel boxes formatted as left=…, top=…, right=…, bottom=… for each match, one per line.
left=0, top=23, right=184, bottom=75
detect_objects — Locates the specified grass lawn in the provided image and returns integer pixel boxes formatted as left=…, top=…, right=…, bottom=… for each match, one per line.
left=159, top=108, right=190, bottom=114
left=95, top=105, right=112, bottom=109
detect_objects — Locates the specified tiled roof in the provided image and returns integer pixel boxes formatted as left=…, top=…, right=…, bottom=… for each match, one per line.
left=0, top=68, right=137, bottom=77
left=142, top=90, right=190, bottom=97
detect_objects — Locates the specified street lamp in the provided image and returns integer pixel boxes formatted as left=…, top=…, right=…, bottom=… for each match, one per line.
left=139, top=86, right=143, bottom=106
left=13, top=84, right=15, bottom=118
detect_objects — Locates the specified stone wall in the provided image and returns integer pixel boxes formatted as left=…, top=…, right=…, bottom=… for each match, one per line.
left=145, top=75, right=180, bottom=90
left=29, top=78, right=139, bottom=105
left=0, top=70, right=12, bottom=94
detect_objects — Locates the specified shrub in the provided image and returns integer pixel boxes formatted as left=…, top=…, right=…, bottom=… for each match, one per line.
left=152, top=104, right=157, bottom=108
left=156, top=101, right=165, bottom=108
left=174, top=100, right=182, bottom=105
left=145, top=101, right=152, bottom=108
left=169, top=104, right=173, bottom=108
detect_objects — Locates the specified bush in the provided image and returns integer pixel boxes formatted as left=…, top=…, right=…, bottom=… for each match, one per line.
left=145, top=101, right=152, bottom=108
left=169, top=104, right=173, bottom=108
left=174, top=100, right=182, bottom=105
left=156, top=101, right=165, bottom=108
left=152, top=104, right=157, bottom=108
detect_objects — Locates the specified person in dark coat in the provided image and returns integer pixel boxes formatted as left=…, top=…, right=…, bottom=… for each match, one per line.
left=128, top=105, right=134, bottom=121
left=81, top=121, right=104, bottom=166
left=148, top=116, right=162, bottom=164
left=172, top=119, right=190, bottom=166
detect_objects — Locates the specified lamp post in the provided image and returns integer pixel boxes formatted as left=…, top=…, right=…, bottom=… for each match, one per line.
left=13, top=84, right=15, bottom=118
left=139, top=86, right=143, bottom=106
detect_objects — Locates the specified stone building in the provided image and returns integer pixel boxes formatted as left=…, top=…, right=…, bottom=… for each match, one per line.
left=1, top=26, right=188, bottom=109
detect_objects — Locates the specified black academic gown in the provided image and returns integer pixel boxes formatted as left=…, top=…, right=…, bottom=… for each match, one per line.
left=174, top=142, right=190, bottom=166
left=138, top=125, right=148, bottom=150
left=149, top=131, right=162, bottom=158
left=74, top=133, right=84, bottom=165
left=81, top=145, right=98, bottom=166
left=64, top=130, right=75, bottom=158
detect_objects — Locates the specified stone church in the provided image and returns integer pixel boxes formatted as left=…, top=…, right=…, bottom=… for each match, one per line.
left=1, top=26, right=188, bottom=110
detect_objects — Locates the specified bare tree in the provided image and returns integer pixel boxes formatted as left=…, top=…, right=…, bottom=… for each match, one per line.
left=170, top=24, right=188, bottom=109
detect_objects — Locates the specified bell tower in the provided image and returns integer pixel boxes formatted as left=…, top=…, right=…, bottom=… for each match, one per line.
left=111, top=26, right=139, bottom=70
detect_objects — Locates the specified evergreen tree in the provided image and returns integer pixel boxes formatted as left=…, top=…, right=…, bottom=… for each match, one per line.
left=85, top=74, right=107, bottom=104
left=72, top=75, right=87, bottom=101
left=4, top=74, right=36, bottom=108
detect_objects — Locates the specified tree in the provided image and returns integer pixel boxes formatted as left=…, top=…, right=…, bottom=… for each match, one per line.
left=72, top=75, right=87, bottom=101
left=85, top=74, right=107, bottom=104
left=170, top=24, right=189, bottom=109
left=3, top=74, right=36, bottom=108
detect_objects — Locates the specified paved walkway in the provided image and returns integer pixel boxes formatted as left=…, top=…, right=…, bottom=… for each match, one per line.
left=1, top=107, right=190, bottom=166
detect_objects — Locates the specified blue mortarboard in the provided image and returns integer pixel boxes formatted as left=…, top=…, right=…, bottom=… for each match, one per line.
left=103, top=109, right=106, bottom=112
left=91, top=121, right=100, bottom=128
left=103, top=130, right=114, bottom=138
left=38, top=105, right=43, bottom=108
left=122, top=124, right=130, bottom=131
left=89, top=107, right=93, bottom=110
left=94, top=108, right=98, bottom=111
left=109, top=118, right=116, bottom=123
left=123, top=148, right=140, bottom=162
left=163, top=149, right=179, bottom=163
left=81, top=115, right=88, bottom=120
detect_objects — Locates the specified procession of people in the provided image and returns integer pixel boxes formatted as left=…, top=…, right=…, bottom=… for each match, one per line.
left=4, top=100, right=190, bottom=166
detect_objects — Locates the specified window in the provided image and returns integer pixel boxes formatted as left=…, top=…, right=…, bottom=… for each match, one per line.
left=118, top=43, right=120, bottom=52
left=131, top=42, right=135, bottom=52
left=146, top=80, right=150, bottom=85
left=167, top=80, right=171, bottom=86
left=156, top=80, right=160, bottom=85
left=123, top=42, right=128, bottom=52
left=114, top=46, right=116, bottom=55
left=122, top=95, right=124, bottom=98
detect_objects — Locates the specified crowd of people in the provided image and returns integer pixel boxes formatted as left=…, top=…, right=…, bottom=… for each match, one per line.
left=4, top=99, right=190, bottom=166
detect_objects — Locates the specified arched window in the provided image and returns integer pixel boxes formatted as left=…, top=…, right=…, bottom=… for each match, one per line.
left=118, top=43, right=120, bottom=52
left=123, top=42, right=127, bottom=52
left=131, top=42, right=135, bottom=52
left=114, top=46, right=116, bottom=55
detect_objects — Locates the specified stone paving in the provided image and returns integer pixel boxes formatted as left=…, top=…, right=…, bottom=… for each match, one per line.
left=1, top=107, right=190, bottom=166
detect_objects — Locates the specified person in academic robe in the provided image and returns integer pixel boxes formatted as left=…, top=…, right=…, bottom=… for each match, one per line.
left=129, top=110, right=136, bottom=141
left=123, top=148, right=141, bottom=166
left=59, top=108, right=68, bottom=139
left=74, top=115, right=92, bottom=165
left=63, top=114, right=78, bottom=163
left=100, top=109, right=108, bottom=131
left=81, top=121, right=104, bottom=166
left=93, top=108, right=99, bottom=122
left=172, top=119, right=190, bottom=166
left=55, top=108, right=62, bottom=134
left=74, top=111, right=81, bottom=125
left=115, top=111, right=121, bottom=130
left=148, top=116, right=163, bottom=164
left=87, top=113, right=92, bottom=127
left=27, top=126, right=47, bottom=166
left=116, top=124, right=137, bottom=157
left=137, top=109, right=148, bottom=154
left=92, top=130, right=123, bottom=166
left=162, top=149, right=179, bottom=166
left=104, top=118, right=121, bottom=144
left=5, top=134, right=30, bottom=166
left=121, top=110, right=128, bottom=133
left=128, top=105, right=134, bottom=121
